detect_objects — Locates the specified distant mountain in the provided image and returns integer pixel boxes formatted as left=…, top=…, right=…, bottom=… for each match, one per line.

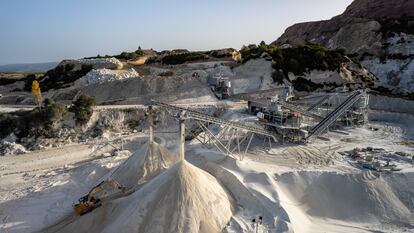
left=274, top=0, right=414, bottom=94
left=0, top=62, right=58, bottom=73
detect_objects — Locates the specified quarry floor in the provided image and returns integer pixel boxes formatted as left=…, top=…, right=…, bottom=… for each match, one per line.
left=0, top=114, right=414, bottom=233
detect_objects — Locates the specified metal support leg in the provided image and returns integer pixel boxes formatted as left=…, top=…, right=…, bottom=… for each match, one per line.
left=149, top=124, right=154, bottom=145
left=179, top=119, right=185, bottom=161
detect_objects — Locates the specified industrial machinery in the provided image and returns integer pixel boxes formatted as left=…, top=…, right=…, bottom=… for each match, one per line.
left=73, top=179, right=122, bottom=215
left=247, top=88, right=369, bottom=142
left=208, top=75, right=231, bottom=99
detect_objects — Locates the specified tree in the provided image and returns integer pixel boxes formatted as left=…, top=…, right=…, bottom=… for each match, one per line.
left=31, top=80, right=42, bottom=107
left=70, top=95, right=96, bottom=125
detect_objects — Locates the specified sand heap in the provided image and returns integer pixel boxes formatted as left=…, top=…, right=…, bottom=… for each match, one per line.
left=85, top=141, right=177, bottom=202
left=53, top=160, right=233, bottom=233
left=275, top=171, right=414, bottom=232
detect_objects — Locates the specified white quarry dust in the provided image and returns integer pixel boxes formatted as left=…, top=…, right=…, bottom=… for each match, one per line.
left=85, top=141, right=178, bottom=203
left=52, top=160, right=234, bottom=233
left=275, top=171, right=414, bottom=233
left=1, top=97, right=414, bottom=233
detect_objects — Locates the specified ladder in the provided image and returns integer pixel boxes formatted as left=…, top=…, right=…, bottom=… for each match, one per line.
left=307, top=91, right=364, bottom=139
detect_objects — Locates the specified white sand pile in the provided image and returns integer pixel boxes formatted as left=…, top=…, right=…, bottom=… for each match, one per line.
left=82, top=141, right=177, bottom=204
left=275, top=171, right=414, bottom=232
left=75, top=68, right=139, bottom=87
left=53, top=160, right=234, bottom=233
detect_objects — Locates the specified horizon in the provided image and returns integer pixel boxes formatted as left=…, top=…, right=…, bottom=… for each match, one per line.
left=0, top=0, right=353, bottom=64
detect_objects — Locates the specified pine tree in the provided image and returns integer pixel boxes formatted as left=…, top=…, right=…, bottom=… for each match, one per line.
left=31, top=80, right=42, bottom=107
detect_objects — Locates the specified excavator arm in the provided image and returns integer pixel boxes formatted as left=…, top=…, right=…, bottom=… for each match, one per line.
left=73, top=178, right=123, bottom=216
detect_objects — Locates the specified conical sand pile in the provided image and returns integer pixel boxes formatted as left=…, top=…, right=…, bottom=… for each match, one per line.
left=134, top=161, right=234, bottom=233
left=89, top=141, right=177, bottom=201
left=49, top=148, right=233, bottom=233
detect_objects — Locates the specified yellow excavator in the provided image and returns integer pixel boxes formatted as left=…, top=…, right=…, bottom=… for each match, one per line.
left=73, top=178, right=123, bottom=215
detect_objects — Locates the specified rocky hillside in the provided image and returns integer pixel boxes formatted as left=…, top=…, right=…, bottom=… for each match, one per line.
left=238, top=43, right=377, bottom=93
left=275, top=0, right=414, bottom=95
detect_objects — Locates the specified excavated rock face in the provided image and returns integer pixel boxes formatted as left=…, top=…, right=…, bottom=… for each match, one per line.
left=342, top=0, right=414, bottom=19
left=275, top=0, right=414, bottom=94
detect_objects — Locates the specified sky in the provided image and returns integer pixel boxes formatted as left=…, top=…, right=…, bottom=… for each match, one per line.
left=0, top=0, right=353, bottom=64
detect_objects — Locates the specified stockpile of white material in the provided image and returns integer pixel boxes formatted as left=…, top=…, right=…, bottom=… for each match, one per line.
left=55, top=160, right=234, bottom=233
left=78, top=57, right=123, bottom=69
left=85, top=141, right=178, bottom=202
left=275, top=171, right=414, bottom=232
left=75, top=68, right=139, bottom=86
left=0, top=141, right=26, bottom=155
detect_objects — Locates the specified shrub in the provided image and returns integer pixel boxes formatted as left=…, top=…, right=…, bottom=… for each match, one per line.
left=42, top=98, right=68, bottom=125
left=292, top=77, right=323, bottom=92
left=0, top=113, right=16, bottom=138
left=16, top=99, right=68, bottom=137
left=23, top=74, right=37, bottom=91
left=70, top=95, right=96, bottom=125
left=161, top=52, right=208, bottom=65
left=240, top=42, right=347, bottom=83
left=0, top=78, right=19, bottom=86
left=38, top=64, right=93, bottom=91
left=239, top=41, right=279, bottom=62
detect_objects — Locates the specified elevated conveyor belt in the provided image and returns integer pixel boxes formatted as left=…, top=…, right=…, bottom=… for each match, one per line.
left=307, top=91, right=364, bottom=139
left=152, top=101, right=277, bottom=141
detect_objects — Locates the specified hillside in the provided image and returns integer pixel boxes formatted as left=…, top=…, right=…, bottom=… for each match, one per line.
left=275, top=0, right=414, bottom=94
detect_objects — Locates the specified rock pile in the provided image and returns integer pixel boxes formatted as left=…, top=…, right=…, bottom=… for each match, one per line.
left=0, top=141, right=27, bottom=156
left=58, top=57, right=123, bottom=71
left=78, top=58, right=123, bottom=70
left=75, top=68, right=139, bottom=86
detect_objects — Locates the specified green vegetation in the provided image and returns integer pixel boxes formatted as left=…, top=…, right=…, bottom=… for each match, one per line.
left=380, top=16, right=414, bottom=36
left=240, top=42, right=348, bottom=87
left=21, top=99, right=68, bottom=137
left=161, top=52, right=208, bottom=65
left=38, top=64, right=93, bottom=91
left=70, top=94, right=96, bottom=125
left=0, top=78, right=20, bottom=86
left=0, top=73, right=39, bottom=87
left=292, top=77, right=323, bottom=92
left=239, top=41, right=279, bottom=61
left=23, top=74, right=37, bottom=91
left=1, top=99, right=68, bottom=139
left=0, top=113, right=16, bottom=138
left=0, top=99, right=68, bottom=139
left=115, top=46, right=145, bottom=60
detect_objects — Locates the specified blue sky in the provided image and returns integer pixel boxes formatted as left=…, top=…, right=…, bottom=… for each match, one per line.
left=0, top=0, right=353, bottom=64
